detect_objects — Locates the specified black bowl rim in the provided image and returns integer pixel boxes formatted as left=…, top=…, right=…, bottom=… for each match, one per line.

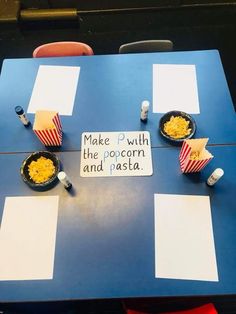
left=159, top=110, right=196, bottom=143
left=20, top=151, right=60, bottom=189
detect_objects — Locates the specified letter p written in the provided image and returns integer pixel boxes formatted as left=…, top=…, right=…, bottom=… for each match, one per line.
left=117, top=132, right=125, bottom=145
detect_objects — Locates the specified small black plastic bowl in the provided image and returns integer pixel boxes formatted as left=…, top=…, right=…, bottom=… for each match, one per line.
left=159, top=110, right=196, bottom=145
left=20, top=151, right=60, bottom=191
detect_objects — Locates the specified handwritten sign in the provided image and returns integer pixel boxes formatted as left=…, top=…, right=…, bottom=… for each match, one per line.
left=80, top=131, right=153, bottom=177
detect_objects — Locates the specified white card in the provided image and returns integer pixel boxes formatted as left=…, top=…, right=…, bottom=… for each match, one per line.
left=0, top=196, right=59, bottom=281
left=80, top=131, right=153, bottom=177
left=153, top=64, right=200, bottom=113
left=27, top=65, right=80, bottom=116
left=154, top=194, right=218, bottom=281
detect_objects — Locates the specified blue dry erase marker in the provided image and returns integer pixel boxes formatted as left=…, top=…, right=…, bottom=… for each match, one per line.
left=15, top=106, right=31, bottom=127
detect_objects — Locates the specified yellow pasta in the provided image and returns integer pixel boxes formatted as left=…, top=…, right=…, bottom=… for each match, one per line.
left=163, top=116, right=191, bottom=139
left=28, top=156, right=55, bottom=184
left=190, top=151, right=200, bottom=160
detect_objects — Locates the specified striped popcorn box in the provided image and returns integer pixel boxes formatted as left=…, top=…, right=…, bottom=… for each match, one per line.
left=179, top=138, right=213, bottom=173
left=33, top=110, right=62, bottom=146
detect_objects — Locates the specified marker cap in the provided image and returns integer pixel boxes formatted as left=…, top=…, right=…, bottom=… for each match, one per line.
left=15, top=106, right=24, bottom=115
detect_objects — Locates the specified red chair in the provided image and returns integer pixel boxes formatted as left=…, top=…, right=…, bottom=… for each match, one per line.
left=33, top=41, right=94, bottom=58
left=127, top=303, right=218, bottom=314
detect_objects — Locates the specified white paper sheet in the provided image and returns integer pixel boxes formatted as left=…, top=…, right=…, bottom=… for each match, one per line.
left=154, top=194, right=218, bottom=281
left=153, top=64, right=200, bottom=113
left=27, top=65, right=80, bottom=116
left=80, top=131, right=153, bottom=177
left=0, top=196, right=59, bottom=281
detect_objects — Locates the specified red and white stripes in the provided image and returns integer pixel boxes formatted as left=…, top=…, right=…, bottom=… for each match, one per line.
left=179, top=140, right=213, bottom=173
left=34, top=113, right=62, bottom=146
left=179, top=140, right=192, bottom=171
left=52, top=112, right=62, bottom=132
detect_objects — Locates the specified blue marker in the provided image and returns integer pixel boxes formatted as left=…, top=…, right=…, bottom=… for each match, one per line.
left=15, top=106, right=30, bottom=127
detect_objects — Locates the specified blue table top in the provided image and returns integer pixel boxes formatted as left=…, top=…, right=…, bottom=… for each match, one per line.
left=0, top=50, right=235, bottom=153
left=0, top=145, right=235, bottom=302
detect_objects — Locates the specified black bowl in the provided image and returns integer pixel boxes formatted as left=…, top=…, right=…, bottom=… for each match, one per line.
left=20, top=151, right=60, bottom=191
left=159, top=110, right=196, bottom=145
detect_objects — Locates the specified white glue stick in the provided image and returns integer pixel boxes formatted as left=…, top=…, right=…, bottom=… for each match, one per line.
left=207, top=168, right=224, bottom=186
left=140, top=100, right=149, bottom=123
left=58, top=171, right=72, bottom=190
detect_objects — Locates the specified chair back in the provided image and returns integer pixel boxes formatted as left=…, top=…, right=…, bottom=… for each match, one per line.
left=127, top=303, right=218, bottom=314
left=33, top=41, right=94, bottom=58
left=119, top=40, right=173, bottom=54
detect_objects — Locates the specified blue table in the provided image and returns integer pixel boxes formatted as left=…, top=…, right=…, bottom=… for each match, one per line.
left=0, top=50, right=235, bottom=153
left=0, top=145, right=235, bottom=302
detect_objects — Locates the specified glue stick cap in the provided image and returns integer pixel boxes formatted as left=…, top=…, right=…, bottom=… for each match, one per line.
left=57, top=171, right=66, bottom=181
left=142, top=100, right=149, bottom=110
left=15, top=106, right=24, bottom=115
left=213, top=168, right=224, bottom=178
left=207, top=168, right=224, bottom=186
